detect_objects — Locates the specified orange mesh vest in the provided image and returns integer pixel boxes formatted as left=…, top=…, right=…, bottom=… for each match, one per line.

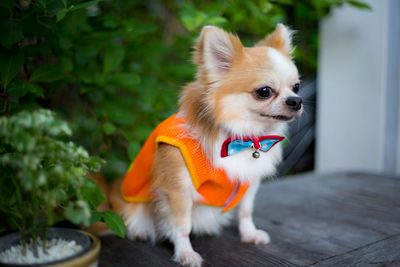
left=121, top=113, right=249, bottom=213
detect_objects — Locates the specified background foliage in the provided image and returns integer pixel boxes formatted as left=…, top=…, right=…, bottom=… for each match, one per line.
left=0, top=0, right=370, bottom=180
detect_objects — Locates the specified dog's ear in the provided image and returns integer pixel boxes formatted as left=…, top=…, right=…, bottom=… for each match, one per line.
left=194, top=25, right=243, bottom=82
left=256, top=24, right=293, bottom=57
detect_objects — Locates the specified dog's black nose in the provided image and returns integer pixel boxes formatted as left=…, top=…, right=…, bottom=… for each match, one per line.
left=286, top=96, right=302, bottom=111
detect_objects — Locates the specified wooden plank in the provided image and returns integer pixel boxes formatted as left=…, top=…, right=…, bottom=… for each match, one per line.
left=310, top=234, right=400, bottom=266
left=98, top=172, right=400, bottom=267
left=252, top=172, right=400, bottom=266
left=100, top=235, right=180, bottom=267
left=99, top=231, right=297, bottom=267
left=191, top=227, right=297, bottom=267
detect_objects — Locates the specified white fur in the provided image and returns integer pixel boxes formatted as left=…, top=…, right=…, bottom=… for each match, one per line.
left=173, top=244, right=202, bottom=267
left=212, top=130, right=284, bottom=184
left=191, top=205, right=232, bottom=235
left=123, top=204, right=156, bottom=242
left=154, top=192, right=192, bottom=242
left=209, top=92, right=287, bottom=183
left=238, top=177, right=270, bottom=244
left=267, top=48, right=299, bottom=85
left=219, top=93, right=269, bottom=136
left=218, top=92, right=290, bottom=137
left=185, top=161, right=234, bottom=236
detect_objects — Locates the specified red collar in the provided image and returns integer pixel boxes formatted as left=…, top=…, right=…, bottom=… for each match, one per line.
left=221, top=135, right=284, bottom=158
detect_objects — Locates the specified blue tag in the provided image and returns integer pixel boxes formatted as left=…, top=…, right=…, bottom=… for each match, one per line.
left=259, top=138, right=280, bottom=152
left=227, top=140, right=253, bottom=156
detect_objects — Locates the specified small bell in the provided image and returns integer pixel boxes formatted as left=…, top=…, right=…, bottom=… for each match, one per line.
left=252, top=150, right=260, bottom=159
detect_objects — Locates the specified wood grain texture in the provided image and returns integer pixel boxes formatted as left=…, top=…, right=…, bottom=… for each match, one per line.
left=99, top=172, right=400, bottom=267
left=310, top=234, right=400, bottom=266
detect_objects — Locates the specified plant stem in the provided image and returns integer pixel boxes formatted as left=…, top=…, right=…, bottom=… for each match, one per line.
left=22, top=236, right=27, bottom=256
left=43, top=223, right=48, bottom=254
left=43, top=182, right=50, bottom=254
left=31, top=188, right=39, bottom=258
left=0, top=89, right=9, bottom=118
left=32, top=231, right=39, bottom=258
left=13, top=179, right=28, bottom=256
left=19, top=222, right=27, bottom=257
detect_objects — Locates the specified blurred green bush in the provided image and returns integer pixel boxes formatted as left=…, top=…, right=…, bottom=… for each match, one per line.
left=0, top=0, right=369, bottom=180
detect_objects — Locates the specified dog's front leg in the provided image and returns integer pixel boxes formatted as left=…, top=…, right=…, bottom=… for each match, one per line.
left=167, top=192, right=202, bottom=267
left=238, top=177, right=270, bottom=245
left=152, top=144, right=203, bottom=267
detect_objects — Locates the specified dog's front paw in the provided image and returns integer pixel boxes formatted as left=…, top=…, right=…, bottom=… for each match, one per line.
left=173, top=250, right=203, bottom=267
left=241, top=229, right=270, bottom=245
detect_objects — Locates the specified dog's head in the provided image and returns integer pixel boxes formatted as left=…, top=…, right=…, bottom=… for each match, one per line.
left=181, top=24, right=302, bottom=137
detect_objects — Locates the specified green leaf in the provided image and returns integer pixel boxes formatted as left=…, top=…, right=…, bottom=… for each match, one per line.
left=109, top=73, right=140, bottom=87
left=71, top=0, right=103, bottom=11
left=81, top=179, right=105, bottom=210
left=206, top=16, right=227, bottom=26
left=7, top=80, right=44, bottom=98
left=103, top=122, right=116, bottom=135
left=102, top=211, right=126, bottom=238
left=30, top=64, right=64, bottom=83
left=0, top=0, right=16, bottom=8
left=180, top=7, right=226, bottom=32
left=56, top=8, right=69, bottom=22
left=89, top=211, right=102, bottom=224
left=103, top=46, right=125, bottom=74
left=8, top=81, right=29, bottom=97
left=128, top=141, right=141, bottom=161
left=105, top=104, right=135, bottom=125
left=126, top=23, right=157, bottom=35
left=26, top=83, right=44, bottom=97
left=0, top=21, right=24, bottom=48
left=59, top=56, right=74, bottom=72
left=87, top=157, right=105, bottom=172
left=271, top=0, right=293, bottom=4
left=347, top=0, right=372, bottom=10
left=65, top=200, right=91, bottom=226
left=0, top=51, right=24, bottom=89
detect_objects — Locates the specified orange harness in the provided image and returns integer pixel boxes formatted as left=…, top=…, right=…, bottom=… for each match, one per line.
left=121, top=113, right=249, bottom=212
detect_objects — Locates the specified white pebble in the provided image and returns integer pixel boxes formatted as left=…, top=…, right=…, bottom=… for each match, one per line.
left=0, top=237, right=83, bottom=264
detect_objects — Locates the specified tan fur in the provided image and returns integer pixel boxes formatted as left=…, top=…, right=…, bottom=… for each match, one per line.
left=180, top=27, right=245, bottom=157
left=151, top=144, right=193, bottom=229
left=193, top=26, right=243, bottom=79
left=109, top=177, right=156, bottom=241
left=213, top=47, right=279, bottom=124
left=256, top=24, right=292, bottom=58
left=103, top=144, right=191, bottom=239
left=108, top=178, right=137, bottom=218
left=179, top=81, right=219, bottom=157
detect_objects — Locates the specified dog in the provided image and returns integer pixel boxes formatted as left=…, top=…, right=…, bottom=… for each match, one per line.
left=99, top=24, right=302, bottom=267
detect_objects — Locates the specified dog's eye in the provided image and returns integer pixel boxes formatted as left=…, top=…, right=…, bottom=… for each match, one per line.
left=293, top=83, right=300, bottom=93
left=255, top=87, right=273, bottom=99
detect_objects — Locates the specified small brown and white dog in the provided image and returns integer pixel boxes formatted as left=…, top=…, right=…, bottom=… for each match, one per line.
left=100, top=24, right=302, bottom=267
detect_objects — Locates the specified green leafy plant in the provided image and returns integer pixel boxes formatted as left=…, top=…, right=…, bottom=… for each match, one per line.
left=0, top=109, right=125, bottom=257
left=0, top=0, right=370, bottom=181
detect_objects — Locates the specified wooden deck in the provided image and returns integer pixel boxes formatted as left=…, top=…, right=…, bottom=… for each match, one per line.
left=99, top=172, right=400, bottom=266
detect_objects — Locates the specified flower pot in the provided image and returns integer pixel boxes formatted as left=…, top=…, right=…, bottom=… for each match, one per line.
left=0, top=228, right=100, bottom=267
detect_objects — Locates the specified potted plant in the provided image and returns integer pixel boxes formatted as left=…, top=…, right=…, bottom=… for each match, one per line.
left=0, top=109, right=125, bottom=266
